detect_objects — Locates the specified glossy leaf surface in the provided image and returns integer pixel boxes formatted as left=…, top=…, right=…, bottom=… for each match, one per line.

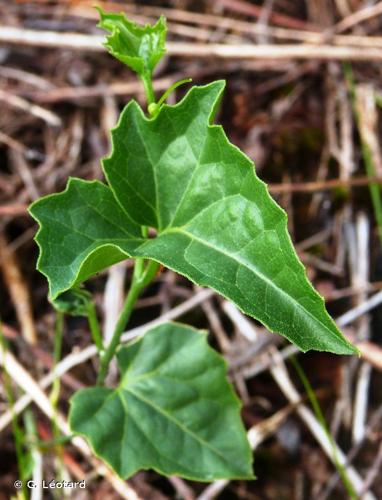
left=69, top=322, right=253, bottom=480
left=30, top=81, right=356, bottom=354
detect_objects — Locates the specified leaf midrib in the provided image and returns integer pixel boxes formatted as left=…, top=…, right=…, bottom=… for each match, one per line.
left=121, top=386, right=235, bottom=469
left=160, top=226, right=341, bottom=343
left=133, top=100, right=211, bottom=231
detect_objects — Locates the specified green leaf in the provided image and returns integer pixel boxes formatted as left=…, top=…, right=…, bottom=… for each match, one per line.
left=96, top=7, right=167, bottom=77
left=29, top=178, right=142, bottom=299
left=29, top=81, right=356, bottom=355
left=69, top=322, right=253, bottom=481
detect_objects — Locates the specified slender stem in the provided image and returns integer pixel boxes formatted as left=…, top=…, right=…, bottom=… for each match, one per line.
left=23, top=410, right=42, bottom=499
left=141, top=72, right=155, bottom=107
left=49, top=312, right=65, bottom=480
left=149, top=78, right=192, bottom=117
left=135, top=226, right=150, bottom=277
left=0, top=323, right=28, bottom=500
left=31, top=435, right=72, bottom=450
left=291, top=356, right=357, bottom=500
left=97, top=277, right=140, bottom=384
left=135, top=257, right=144, bottom=278
left=96, top=57, right=159, bottom=385
left=50, top=311, right=64, bottom=408
left=86, top=302, right=104, bottom=353
left=344, top=62, right=382, bottom=248
left=97, top=259, right=159, bottom=385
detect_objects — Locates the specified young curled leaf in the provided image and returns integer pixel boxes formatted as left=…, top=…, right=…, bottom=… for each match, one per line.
left=96, top=7, right=167, bottom=77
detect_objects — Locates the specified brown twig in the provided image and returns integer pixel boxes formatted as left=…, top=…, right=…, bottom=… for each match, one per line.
left=214, top=0, right=318, bottom=30
left=2, top=27, right=382, bottom=61
left=0, top=204, right=29, bottom=216
left=334, top=1, right=382, bottom=33
left=76, top=2, right=382, bottom=47
left=0, top=88, right=61, bottom=127
left=268, top=175, right=382, bottom=193
left=0, top=233, right=37, bottom=344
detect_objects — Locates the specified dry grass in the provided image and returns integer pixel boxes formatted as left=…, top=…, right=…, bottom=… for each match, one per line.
left=1, top=1, right=382, bottom=498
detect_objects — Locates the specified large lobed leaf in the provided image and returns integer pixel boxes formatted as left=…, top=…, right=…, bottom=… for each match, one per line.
left=69, top=322, right=253, bottom=480
left=29, top=81, right=356, bottom=355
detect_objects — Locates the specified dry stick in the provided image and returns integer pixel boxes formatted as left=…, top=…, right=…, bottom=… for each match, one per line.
left=343, top=213, right=362, bottom=431
left=236, top=289, right=382, bottom=380
left=0, top=233, right=37, bottom=344
left=90, top=1, right=382, bottom=47
left=252, top=61, right=316, bottom=96
left=168, top=476, right=195, bottom=500
left=200, top=292, right=382, bottom=498
left=0, top=204, right=29, bottom=216
left=350, top=214, right=372, bottom=445
left=268, top=350, right=376, bottom=500
left=26, top=70, right=205, bottom=103
left=103, top=264, right=126, bottom=346
left=355, top=340, right=382, bottom=372
left=0, top=347, right=141, bottom=500
left=325, top=282, right=382, bottom=302
left=300, top=251, right=344, bottom=277
left=254, top=0, right=275, bottom=44
left=222, top=301, right=258, bottom=342
left=1, top=282, right=381, bottom=492
left=215, top=0, right=317, bottom=30
left=10, top=150, right=40, bottom=200
left=0, top=130, right=43, bottom=160
left=337, top=290, right=382, bottom=326
left=0, top=88, right=61, bottom=127
left=75, top=4, right=240, bottom=44
left=3, top=175, right=382, bottom=214
left=0, top=65, right=55, bottom=90
left=22, top=60, right=295, bottom=103
left=197, top=404, right=294, bottom=500
left=3, top=27, right=382, bottom=60
left=360, top=443, right=382, bottom=497
left=0, top=289, right=214, bottom=433
left=268, top=175, right=382, bottom=193
left=200, top=298, right=231, bottom=353
left=319, top=404, right=382, bottom=499
left=334, top=1, right=382, bottom=33
left=240, top=332, right=382, bottom=383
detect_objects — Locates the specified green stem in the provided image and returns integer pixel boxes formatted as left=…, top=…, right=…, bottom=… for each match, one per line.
left=31, top=435, right=72, bottom=450
left=97, top=259, right=159, bottom=385
left=361, top=143, right=382, bottom=247
left=49, top=311, right=65, bottom=479
left=141, top=72, right=156, bottom=107
left=49, top=312, right=65, bottom=481
left=291, top=356, right=357, bottom=500
left=50, top=312, right=64, bottom=408
left=149, top=78, right=192, bottom=117
left=86, top=302, right=104, bottom=353
left=23, top=410, right=41, bottom=494
left=0, top=323, right=28, bottom=500
left=344, top=62, right=382, bottom=249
